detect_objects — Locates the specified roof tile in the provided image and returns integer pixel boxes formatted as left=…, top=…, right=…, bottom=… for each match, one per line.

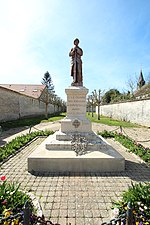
left=0, top=84, right=46, bottom=99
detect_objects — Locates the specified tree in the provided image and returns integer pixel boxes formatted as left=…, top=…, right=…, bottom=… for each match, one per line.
left=42, top=71, right=54, bottom=92
left=92, top=89, right=101, bottom=120
left=87, top=96, right=91, bottom=115
left=88, top=95, right=95, bottom=117
left=126, top=73, right=142, bottom=95
left=41, top=71, right=55, bottom=119
left=51, top=94, right=57, bottom=114
left=102, top=89, right=121, bottom=104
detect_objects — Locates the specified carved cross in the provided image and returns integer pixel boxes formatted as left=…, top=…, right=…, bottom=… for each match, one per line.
left=72, top=119, right=80, bottom=128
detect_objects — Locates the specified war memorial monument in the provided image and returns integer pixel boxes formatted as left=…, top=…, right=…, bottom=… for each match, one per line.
left=28, top=39, right=125, bottom=173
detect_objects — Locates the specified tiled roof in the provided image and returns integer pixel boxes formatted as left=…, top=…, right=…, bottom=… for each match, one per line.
left=0, top=84, right=46, bottom=99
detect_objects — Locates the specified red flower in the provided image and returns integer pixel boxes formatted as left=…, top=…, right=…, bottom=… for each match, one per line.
left=1, top=199, right=7, bottom=205
left=0, top=175, right=6, bottom=181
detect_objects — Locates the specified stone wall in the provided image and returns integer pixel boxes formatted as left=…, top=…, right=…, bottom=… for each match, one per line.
left=19, top=94, right=55, bottom=118
left=97, top=99, right=150, bottom=127
left=0, top=87, right=20, bottom=121
left=0, top=87, right=58, bottom=122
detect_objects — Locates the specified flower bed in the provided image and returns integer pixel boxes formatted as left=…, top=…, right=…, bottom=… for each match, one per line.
left=112, top=182, right=150, bottom=224
left=98, top=130, right=150, bottom=165
left=0, top=176, right=60, bottom=225
left=0, top=130, right=54, bottom=163
left=0, top=175, right=32, bottom=224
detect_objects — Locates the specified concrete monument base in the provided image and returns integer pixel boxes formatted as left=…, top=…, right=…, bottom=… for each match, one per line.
left=28, top=132, right=125, bottom=173
left=28, top=86, right=125, bottom=173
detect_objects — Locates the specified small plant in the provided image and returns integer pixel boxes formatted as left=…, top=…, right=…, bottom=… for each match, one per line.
left=0, top=175, right=32, bottom=222
left=98, top=130, right=115, bottom=138
left=112, top=182, right=150, bottom=224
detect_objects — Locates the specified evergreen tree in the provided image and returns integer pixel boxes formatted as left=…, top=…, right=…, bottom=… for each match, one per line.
left=42, top=71, right=54, bottom=93
left=41, top=71, right=55, bottom=118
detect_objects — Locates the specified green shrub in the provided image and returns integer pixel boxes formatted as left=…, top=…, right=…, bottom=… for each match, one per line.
left=0, top=130, right=54, bottom=163
left=98, top=130, right=115, bottom=138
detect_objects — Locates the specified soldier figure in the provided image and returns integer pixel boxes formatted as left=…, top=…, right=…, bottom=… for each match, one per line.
left=69, top=38, right=83, bottom=86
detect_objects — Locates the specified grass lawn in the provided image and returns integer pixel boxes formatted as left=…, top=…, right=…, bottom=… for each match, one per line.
left=41, top=113, right=66, bottom=123
left=0, top=113, right=66, bottom=130
left=0, top=112, right=140, bottom=131
left=86, top=113, right=140, bottom=128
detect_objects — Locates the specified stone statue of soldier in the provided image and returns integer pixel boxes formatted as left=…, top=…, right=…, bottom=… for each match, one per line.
left=69, top=38, right=83, bottom=86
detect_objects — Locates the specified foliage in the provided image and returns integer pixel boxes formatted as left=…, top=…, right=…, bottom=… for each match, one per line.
left=86, top=113, right=140, bottom=128
left=113, top=182, right=150, bottom=224
left=99, top=130, right=115, bottom=138
left=101, top=75, right=150, bottom=104
left=98, top=130, right=150, bottom=164
left=41, top=71, right=54, bottom=92
left=0, top=130, right=54, bottom=163
left=41, top=71, right=55, bottom=119
left=115, top=133, right=150, bottom=164
left=110, top=92, right=135, bottom=103
left=102, top=89, right=121, bottom=103
left=0, top=175, right=31, bottom=216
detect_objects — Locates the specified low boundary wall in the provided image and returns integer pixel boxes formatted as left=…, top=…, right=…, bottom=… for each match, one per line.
left=97, top=99, right=150, bottom=127
left=0, top=87, right=59, bottom=122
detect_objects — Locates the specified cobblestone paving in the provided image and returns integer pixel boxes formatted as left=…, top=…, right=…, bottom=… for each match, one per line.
left=0, top=137, right=150, bottom=225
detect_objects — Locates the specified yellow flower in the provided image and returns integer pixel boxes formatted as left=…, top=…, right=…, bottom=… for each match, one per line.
left=133, top=210, right=136, bottom=214
left=4, top=210, right=12, bottom=218
left=12, top=219, right=19, bottom=225
left=11, top=221, right=15, bottom=225
left=4, top=222, right=9, bottom=225
left=2, top=210, right=12, bottom=225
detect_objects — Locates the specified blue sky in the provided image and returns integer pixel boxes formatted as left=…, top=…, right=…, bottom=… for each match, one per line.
left=0, top=0, right=150, bottom=100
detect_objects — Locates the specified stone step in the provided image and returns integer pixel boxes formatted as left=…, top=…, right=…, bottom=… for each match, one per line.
left=28, top=149, right=125, bottom=173
left=45, top=139, right=111, bottom=153
left=55, top=131, right=103, bottom=142
left=45, top=131, right=112, bottom=152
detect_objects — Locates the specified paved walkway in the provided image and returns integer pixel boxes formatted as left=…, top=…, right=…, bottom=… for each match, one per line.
left=0, top=122, right=150, bottom=225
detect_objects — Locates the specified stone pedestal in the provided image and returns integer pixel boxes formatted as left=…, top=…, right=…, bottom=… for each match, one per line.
left=57, top=86, right=92, bottom=141
left=61, top=86, right=91, bottom=133
left=28, top=86, right=125, bottom=173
